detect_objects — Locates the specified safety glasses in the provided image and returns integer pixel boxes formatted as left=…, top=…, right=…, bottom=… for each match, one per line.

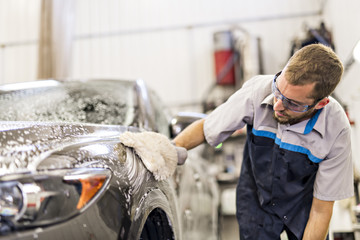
left=272, top=72, right=319, bottom=112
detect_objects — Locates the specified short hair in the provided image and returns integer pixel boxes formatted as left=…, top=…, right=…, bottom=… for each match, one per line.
left=284, top=43, right=344, bottom=100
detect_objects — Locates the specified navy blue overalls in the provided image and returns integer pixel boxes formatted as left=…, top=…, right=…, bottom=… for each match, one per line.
left=236, top=124, right=320, bottom=239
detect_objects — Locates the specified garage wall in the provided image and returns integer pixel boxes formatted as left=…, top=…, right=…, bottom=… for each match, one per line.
left=0, top=0, right=325, bottom=108
left=0, top=0, right=40, bottom=85
left=321, top=0, right=360, bottom=113
left=1, top=0, right=359, bottom=110
left=71, top=0, right=323, bottom=108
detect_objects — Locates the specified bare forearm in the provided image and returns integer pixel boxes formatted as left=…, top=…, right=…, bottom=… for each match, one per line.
left=303, top=198, right=334, bottom=240
left=173, top=118, right=205, bottom=150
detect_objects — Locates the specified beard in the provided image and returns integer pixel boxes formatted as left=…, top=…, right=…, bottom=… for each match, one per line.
left=273, top=109, right=317, bottom=125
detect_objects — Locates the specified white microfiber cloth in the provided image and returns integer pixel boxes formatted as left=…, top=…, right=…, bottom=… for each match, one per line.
left=119, top=131, right=187, bottom=181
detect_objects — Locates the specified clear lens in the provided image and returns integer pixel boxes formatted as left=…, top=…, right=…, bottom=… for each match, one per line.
left=281, top=100, right=306, bottom=112
left=282, top=99, right=306, bottom=112
left=272, top=79, right=307, bottom=112
left=0, top=168, right=111, bottom=229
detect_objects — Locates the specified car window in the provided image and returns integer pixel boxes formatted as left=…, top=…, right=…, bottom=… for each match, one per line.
left=0, top=80, right=139, bottom=126
left=148, top=90, right=171, bottom=137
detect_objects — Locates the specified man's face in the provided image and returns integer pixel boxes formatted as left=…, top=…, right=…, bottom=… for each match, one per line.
left=272, top=72, right=320, bottom=125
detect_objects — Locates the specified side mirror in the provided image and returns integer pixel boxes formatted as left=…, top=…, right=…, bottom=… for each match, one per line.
left=169, top=112, right=207, bottom=138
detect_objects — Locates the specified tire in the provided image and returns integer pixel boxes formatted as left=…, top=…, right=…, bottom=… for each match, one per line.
left=139, top=208, right=174, bottom=240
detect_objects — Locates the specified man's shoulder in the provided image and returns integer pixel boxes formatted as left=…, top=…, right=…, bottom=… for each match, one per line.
left=326, top=96, right=349, bottom=125
left=238, top=74, right=273, bottom=101
left=244, top=74, right=273, bottom=87
left=322, top=96, right=351, bottom=135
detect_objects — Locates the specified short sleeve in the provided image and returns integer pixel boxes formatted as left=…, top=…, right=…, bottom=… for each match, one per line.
left=203, top=76, right=257, bottom=147
left=313, top=127, right=354, bottom=201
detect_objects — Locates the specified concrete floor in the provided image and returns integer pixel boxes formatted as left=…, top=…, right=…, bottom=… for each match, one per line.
left=220, top=215, right=239, bottom=240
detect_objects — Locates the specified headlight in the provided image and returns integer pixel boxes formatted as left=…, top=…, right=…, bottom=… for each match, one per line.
left=0, top=168, right=111, bottom=230
left=0, top=182, right=24, bottom=218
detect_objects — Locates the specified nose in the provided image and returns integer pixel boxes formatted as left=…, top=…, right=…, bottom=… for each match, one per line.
left=273, top=97, right=285, bottom=111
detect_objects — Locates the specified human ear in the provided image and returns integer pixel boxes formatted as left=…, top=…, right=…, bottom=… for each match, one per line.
left=315, top=97, right=330, bottom=109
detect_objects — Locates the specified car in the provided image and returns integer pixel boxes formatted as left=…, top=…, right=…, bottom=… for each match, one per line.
left=0, top=79, right=220, bottom=240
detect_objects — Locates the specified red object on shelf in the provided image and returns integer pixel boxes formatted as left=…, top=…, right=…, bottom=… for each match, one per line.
left=213, top=31, right=236, bottom=86
left=214, top=50, right=236, bottom=85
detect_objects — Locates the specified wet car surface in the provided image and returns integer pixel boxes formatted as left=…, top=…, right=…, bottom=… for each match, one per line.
left=0, top=79, right=219, bottom=240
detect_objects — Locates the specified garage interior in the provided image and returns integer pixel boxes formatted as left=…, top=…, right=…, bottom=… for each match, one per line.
left=1, top=0, right=360, bottom=239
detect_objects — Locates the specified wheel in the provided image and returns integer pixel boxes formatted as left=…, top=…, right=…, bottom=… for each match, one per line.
left=139, top=208, right=174, bottom=240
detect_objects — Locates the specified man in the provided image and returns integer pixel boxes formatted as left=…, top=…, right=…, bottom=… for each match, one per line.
left=173, top=43, right=354, bottom=239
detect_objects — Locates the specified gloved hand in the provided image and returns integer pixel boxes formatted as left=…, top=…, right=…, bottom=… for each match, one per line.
left=174, top=145, right=188, bottom=165
left=119, top=131, right=187, bottom=181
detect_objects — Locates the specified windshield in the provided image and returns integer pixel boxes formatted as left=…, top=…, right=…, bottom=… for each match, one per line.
left=0, top=80, right=139, bottom=126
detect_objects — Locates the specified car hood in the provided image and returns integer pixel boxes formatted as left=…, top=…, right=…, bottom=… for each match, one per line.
left=0, top=121, right=137, bottom=175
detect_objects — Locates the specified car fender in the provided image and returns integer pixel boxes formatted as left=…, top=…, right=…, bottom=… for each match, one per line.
left=128, top=185, right=181, bottom=240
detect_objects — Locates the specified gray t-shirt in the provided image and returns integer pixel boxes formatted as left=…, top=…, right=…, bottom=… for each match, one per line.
left=204, top=74, right=354, bottom=201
